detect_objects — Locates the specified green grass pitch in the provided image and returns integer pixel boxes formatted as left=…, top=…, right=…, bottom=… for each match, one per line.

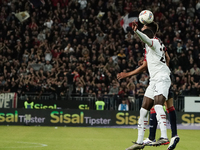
left=0, top=126, right=199, bottom=150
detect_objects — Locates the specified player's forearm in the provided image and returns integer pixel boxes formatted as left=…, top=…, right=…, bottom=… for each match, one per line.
left=134, top=29, right=152, bottom=46
left=127, top=65, right=147, bottom=77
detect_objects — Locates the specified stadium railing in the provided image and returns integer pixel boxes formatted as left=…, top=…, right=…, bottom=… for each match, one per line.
left=19, top=92, right=57, bottom=100
left=174, top=95, right=184, bottom=112
left=18, top=92, right=185, bottom=111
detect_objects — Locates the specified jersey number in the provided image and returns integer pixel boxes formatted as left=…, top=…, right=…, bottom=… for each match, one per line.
left=158, top=39, right=166, bottom=64
left=160, top=57, right=165, bottom=63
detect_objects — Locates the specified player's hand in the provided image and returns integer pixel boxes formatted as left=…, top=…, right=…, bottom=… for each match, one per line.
left=132, top=20, right=138, bottom=31
left=117, top=72, right=128, bottom=80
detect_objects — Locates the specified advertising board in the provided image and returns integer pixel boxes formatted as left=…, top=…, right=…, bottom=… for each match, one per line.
left=17, top=100, right=91, bottom=110
left=0, top=109, right=199, bottom=129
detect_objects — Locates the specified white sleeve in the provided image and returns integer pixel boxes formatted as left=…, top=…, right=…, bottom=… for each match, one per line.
left=134, top=29, right=154, bottom=48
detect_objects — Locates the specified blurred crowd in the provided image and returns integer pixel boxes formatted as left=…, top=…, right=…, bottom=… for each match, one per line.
left=0, top=0, right=200, bottom=106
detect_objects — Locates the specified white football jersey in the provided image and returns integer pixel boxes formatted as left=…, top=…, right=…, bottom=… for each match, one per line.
left=144, top=37, right=171, bottom=80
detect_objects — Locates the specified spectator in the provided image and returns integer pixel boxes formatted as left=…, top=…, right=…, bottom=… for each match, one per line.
left=78, top=0, right=87, bottom=10
left=118, top=86, right=125, bottom=98
left=44, top=18, right=53, bottom=29
left=176, top=3, right=186, bottom=15
left=196, top=0, right=200, bottom=15
left=60, top=82, right=69, bottom=97
left=96, top=27, right=107, bottom=44
left=139, top=74, right=148, bottom=88
left=118, top=98, right=129, bottom=111
left=178, top=52, right=189, bottom=71
left=170, top=53, right=179, bottom=71
left=44, top=49, right=52, bottom=61
left=44, top=60, right=53, bottom=72
left=37, top=31, right=46, bottom=42
left=174, top=66, right=184, bottom=77
left=176, top=42, right=184, bottom=54
left=197, top=53, right=200, bottom=67
left=127, top=78, right=136, bottom=97
left=187, top=4, right=195, bottom=17
left=180, top=84, right=189, bottom=96
left=117, top=49, right=126, bottom=60
left=0, top=0, right=199, bottom=110
left=190, top=63, right=200, bottom=76
left=119, top=59, right=127, bottom=72
left=108, top=82, right=119, bottom=110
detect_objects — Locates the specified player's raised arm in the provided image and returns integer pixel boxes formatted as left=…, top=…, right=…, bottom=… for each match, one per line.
left=132, top=21, right=154, bottom=48
left=134, top=30, right=153, bottom=47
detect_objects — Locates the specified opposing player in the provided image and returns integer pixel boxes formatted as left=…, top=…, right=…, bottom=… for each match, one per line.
left=117, top=21, right=171, bottom=150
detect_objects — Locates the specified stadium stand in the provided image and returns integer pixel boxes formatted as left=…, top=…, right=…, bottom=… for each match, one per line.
left=0, top=0, right=199, bottom=110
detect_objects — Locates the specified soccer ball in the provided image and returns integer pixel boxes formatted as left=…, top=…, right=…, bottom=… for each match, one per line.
left=139, top=10, right=154, bottom=24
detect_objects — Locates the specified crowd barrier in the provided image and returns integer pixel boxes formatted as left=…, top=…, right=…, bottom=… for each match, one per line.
left=17, top=94, right=147, bottom=111
left=0, top=109, right=200, bottom=129
left=174, top=96, right=184, bottom=112
left=1, top=92, right=196, bottom=112
left=19, top=92, right=57, bottom=100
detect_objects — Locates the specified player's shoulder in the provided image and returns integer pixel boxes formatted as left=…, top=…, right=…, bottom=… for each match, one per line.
left=152, top=36, right=161, bottom=42
left=151, top=38, right=160, bottom=48
left=152, top=37, right=160, bottom=43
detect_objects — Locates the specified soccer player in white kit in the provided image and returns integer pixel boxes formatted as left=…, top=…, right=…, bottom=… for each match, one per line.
left=117, top=21, right=170, bottom=150
left=142, top=22, right=180, bottom=150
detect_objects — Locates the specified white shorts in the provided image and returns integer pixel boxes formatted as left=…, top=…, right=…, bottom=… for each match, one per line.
left=144, top=77, right=171, bottom=100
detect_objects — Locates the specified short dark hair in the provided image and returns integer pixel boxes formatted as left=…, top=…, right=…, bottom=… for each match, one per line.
left=146, top=21, right=159, bottom=35
left=142, top=29, right=154, bottom=38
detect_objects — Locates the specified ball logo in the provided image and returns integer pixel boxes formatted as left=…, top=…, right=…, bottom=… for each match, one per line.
left=148, top=13, right=153, bottom=19
left=139, top=11, right=146, bottom=16
left=141, top=18, right=147, bottom=25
